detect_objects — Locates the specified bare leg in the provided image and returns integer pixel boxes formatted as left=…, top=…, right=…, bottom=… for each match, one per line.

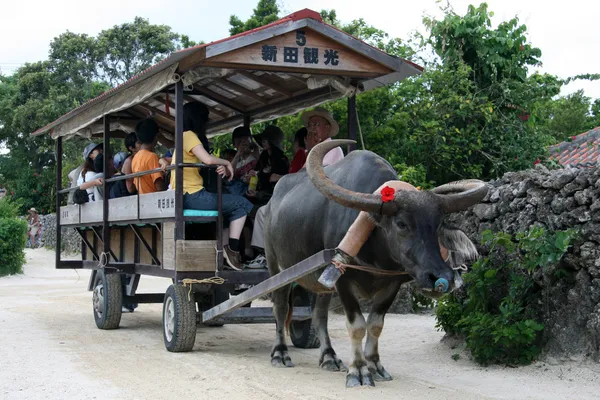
left=313, top=293, right=347, bottom=371
left=228, top=216, right=246, bottom=240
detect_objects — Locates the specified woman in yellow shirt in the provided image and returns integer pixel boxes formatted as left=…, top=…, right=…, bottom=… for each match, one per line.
left=170, top=101, right=254, bottom=270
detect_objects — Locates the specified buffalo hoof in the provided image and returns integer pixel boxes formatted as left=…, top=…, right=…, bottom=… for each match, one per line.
left=320, top=352, right=347, bottom=372
left=345, top=366, right=375, bottom=388
left=271, top=344, right=294, bottom=368
left=370, top=366, right=393, bottom=381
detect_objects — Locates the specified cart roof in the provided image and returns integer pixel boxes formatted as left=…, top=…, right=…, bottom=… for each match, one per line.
left=31, top=9, right=423, bottom=141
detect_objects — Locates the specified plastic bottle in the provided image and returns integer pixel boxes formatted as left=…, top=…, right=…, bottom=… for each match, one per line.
left=248, top=175, right=258, bottom=191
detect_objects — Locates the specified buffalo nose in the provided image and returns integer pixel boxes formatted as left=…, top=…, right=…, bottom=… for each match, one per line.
left=434, top=278, right=449, bottom=293
left=427, top=270, right=454, bottom=293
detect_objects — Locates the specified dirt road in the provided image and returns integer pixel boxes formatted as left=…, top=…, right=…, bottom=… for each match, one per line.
left=1, top=249, right=598, bottom=400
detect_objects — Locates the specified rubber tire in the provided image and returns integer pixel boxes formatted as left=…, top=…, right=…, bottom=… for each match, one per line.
left=163, top=284, right=197, bottom=352
left=289, top=286, right=320, bottom=349
left=92, top=270, right=123, bottom=330
left=202, top=285, right=230, bottom=327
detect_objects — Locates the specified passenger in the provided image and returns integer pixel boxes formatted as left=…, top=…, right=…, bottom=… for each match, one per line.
left=121, top=132, right=141, bottom=194
left=131, top=118, right=167, bottom=194
left=226, top=126, right=260, bottom=196
left=222, top=148, right=237, bottom=163
left=245, top=124, right=336, bottom=269
left=67, top=165, right=83, bottom=205
left=289, top=127, right=308, bottom=173
left=301, top=107, right=344, bottom=167
left=109, top=152, right=131, bottom=199
left=76, top=142, right=104, bottom=202
left=170, top=101, right=254, bottom=271
left=77, top=152, right=119, bottom=201
left=247, top=125, right=290, bottom=204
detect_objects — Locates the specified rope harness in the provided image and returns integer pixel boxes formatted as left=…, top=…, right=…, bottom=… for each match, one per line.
left=182, top=277, right=225, bottom=301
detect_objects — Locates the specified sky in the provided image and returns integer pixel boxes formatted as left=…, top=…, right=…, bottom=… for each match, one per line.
left=0, top=0, right=599, bottom=100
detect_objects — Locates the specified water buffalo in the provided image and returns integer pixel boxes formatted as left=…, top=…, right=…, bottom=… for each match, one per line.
left=263, top=139, right=487, bottom=387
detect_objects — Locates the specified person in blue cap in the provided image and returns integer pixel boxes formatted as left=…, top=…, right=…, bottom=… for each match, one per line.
left=109, top=151, right=131, bottom=199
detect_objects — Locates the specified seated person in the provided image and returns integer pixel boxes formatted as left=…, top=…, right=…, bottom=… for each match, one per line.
left=226, top=126, right=261, bottom=196
left=170, top=101, right=254, bottom=271
left=247, top=125, right=289, bottom=204
left=109, top=151, right=131, bottom=199
left=132, top=118, right=167, bottom=194
left=76, top=142, right=103, bottom=202
left=222, top=148, right=237, bottom=163
left=121, top=132, right=141, bottom=194
left=289, top=127, right=307, bottom=173
left=302, top=107, right=344, bottom=167
left=77, top=152, right=117, bottom=201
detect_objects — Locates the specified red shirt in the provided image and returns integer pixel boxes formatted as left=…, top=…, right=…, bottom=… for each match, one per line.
left=289, top=149, right=307, bottom=173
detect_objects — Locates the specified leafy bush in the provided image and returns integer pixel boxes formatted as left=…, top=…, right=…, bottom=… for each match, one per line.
left=0, top=196, right=21, bottom=219
left=435, top=226, right=575, bottom=366
left=0, top=198, right=28, bottom=277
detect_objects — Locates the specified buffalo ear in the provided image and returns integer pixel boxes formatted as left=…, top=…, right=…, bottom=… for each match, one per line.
left=439, top=225, right=478, bottom=268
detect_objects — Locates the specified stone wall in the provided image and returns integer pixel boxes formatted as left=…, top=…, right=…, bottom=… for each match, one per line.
left=446, top=165, right=600, bottom=362
left=40, top=214, right=81, bottom=254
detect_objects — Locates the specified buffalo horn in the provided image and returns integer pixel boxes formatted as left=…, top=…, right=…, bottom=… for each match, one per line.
left=305, top=139, right=398, bottom=215
left=431, top=179, right=488, bottom=213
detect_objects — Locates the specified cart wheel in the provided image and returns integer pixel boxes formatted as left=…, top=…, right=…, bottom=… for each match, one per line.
left=92, top=270, right=123, bottom=330
left=202, top=285, right=230, bottom=327
left=163, top=284, right=197, bottom=352
left=289, top=286, right=320, bottom=349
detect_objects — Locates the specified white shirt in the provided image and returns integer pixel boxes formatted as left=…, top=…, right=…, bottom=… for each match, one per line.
left=77, top=170, right=104, bottom=202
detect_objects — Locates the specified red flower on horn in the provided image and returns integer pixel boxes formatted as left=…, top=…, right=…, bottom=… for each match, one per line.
left=381, top=186, right=395, bottom=202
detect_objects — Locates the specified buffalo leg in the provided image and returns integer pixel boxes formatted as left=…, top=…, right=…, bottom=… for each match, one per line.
left=313, top=293, right=347, bottom=371
left=337, top=282, right=374, bottom=387
left=364, top=281, right=401, bottom=381
left=270, top=284, right=294, bottom=367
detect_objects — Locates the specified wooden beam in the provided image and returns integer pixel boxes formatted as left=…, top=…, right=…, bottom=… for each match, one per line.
left=237, top=70, right=293, bottom=97
left=213, top=77, right=267, bottom=105
left=183, top=95, right=229, bottom=119
left=136, top=104, right=175, bottom=124
left=154, top=93, right=176, bottom=111
left=128, top=107, right=174, bottom=134
left=202, top=250, right=334, bottom=322
left=192, top=85, right=247, bottom=114
left=177, top=46, right=207, bottom=73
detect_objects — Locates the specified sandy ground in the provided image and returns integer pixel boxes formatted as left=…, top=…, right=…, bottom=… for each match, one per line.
left=1, top=249, right=599, bottom=400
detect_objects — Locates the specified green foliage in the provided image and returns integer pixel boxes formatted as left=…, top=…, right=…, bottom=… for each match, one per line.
left=0, top=197, right=21, bottom=219
left=229, top=0, right=280, bottom=36
left=435, top=226, right=576, bottom=366
left=1, top=0, right=599, bottom=216
left=535, top=90, right=598, bottom=142
left=0, top=198, right=28, bottom=277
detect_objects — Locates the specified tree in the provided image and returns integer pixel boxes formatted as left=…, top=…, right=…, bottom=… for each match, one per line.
left=0, top=17, right=195, bottom=213
left=536, top=90, right=594, bottom=141
left=96, top=17, right=182, bottom=85
left=229, top=0, right=279, bottom=36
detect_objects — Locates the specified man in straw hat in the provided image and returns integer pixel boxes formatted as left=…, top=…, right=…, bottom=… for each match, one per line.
left=27, top=208, right=41, bottom=248
left=301, top=106, right=344, bottom=167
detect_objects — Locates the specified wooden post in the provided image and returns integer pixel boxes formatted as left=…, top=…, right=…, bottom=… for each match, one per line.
left=175, top=81, right=185, bottom=241
left=55, top=137, right=62, bottom=268
left=102, top=116, right=110, bottom=266
left=347, top=95, right=357, bottom=153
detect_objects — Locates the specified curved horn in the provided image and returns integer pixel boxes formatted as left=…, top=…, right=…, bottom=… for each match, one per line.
left=306, top=139, right=398, bottom=215
left=431, top=179, right=488, bottom=213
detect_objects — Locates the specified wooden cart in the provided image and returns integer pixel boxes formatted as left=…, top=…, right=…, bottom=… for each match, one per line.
left=33, top=9, right=422, bottom=352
